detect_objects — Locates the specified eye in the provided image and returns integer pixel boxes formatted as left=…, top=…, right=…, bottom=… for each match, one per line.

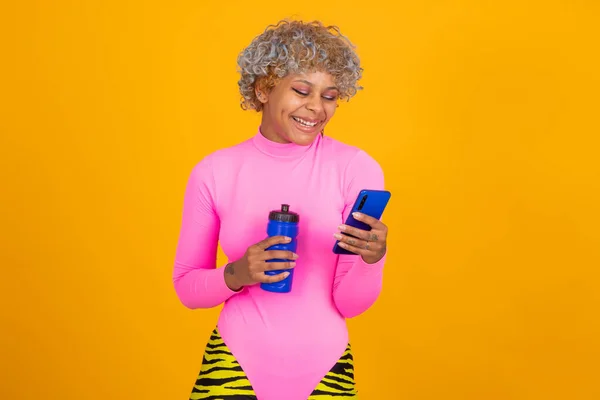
left=292, top=88, right=308, bottom=96
left=322, top=95, right=337, bottom=101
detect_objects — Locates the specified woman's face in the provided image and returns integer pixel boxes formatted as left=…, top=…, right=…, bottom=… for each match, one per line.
left=257, top=71, right=339, bottom=146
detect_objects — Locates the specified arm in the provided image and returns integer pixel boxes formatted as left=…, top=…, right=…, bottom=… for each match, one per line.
left=172, top=156, right=239, bottom=309
left=333, top=150, right=387, bottom=318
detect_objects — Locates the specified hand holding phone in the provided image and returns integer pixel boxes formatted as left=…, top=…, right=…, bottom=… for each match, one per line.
left=333, top=189, right=391, bottom=263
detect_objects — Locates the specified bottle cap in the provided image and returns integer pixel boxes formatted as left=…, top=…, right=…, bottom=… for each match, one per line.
left=269, top=204, right=299, bottom=223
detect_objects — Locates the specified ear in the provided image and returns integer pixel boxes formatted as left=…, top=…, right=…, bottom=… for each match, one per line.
left=255, top=86, right=268, bottom=104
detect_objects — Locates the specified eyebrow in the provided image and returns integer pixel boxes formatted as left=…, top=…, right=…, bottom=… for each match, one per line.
left=293, top=79, right=338, bottom=91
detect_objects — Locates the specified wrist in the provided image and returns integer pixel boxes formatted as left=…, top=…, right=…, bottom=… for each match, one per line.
left=224, top=262, right=243, bottom=292
left=361, top=249, right=386, bottom=265
left=361, top=255, right=381, bottom=264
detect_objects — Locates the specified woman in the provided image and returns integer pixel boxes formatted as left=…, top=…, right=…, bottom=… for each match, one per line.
left=173, top=19, right=389, bottom=399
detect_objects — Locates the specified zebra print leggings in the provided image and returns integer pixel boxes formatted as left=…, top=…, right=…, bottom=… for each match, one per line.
left=189, top=328, right=358, bottom=399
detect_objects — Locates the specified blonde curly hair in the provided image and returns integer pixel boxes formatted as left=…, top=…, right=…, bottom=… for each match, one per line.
left=236, top=19, right=363, bottom=112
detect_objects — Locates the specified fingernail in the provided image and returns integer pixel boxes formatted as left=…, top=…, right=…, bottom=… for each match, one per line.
left=352, top=212, right=361, bottom=219
left=338, top=225, right=346, bottom=231
left=284, top=236, right=292, bottom=242
left=339, top=242, right=347, bottom=247
left=289, top=262, right=296, bottom=267
left=283, top=272, right=290, bottom=278
left=292, top=253, right=299, bottom=259
left=333, top=233, right=343, bottom=240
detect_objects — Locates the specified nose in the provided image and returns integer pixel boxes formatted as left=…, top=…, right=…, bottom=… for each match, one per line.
left=305, top=93, right=323, bottom=114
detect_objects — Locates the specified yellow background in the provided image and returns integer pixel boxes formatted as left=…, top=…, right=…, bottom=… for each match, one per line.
left=1, top=1, right=599, bottom=399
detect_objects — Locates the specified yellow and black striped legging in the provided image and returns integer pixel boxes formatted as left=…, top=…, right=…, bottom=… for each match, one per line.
left=189, top=328, right=358, bottom=399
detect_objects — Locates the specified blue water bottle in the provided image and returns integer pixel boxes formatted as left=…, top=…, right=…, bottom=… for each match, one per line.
left=260, top=204, right=299, bottom=293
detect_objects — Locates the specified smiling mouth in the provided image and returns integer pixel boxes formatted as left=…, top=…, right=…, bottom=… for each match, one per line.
left=292, top=116, right=320, bottom=127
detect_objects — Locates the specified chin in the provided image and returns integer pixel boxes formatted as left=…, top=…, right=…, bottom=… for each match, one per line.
left=285, top=126, right=325, bottom=146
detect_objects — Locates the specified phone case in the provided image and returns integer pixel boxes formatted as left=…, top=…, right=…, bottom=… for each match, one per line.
left=333, top=189, right=391, bottom=255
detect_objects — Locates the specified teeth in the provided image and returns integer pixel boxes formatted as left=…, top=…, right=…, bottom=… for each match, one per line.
left=293, top=116, right=318, bottom=127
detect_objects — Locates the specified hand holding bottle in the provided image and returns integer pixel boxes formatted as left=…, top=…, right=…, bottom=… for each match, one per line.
left=224, top=236, right=298, bottom=291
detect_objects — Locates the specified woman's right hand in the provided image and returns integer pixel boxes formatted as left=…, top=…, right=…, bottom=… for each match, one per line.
left=224, top=236, right=298, bottom=291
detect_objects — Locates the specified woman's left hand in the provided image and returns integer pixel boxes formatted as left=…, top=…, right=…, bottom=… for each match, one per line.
left=334, top=212, right=388, bottom=264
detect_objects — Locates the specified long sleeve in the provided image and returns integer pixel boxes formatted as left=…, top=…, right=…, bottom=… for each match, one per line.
left=172, top=156, right=238, bottom=309
left=333, top=150, right=388, bottom=318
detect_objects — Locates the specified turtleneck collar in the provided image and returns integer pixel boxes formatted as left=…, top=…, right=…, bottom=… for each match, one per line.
left=251, top=127, right=321, bottom=158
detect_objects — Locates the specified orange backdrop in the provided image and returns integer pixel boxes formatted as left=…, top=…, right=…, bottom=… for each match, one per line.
left=1, top=1, right=599, bottom=399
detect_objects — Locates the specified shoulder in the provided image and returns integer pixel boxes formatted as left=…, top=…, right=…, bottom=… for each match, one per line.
left=184, top=138, right=254, bottom=204
left=320, top=135, right=384, bottom=176
left=189, top=137, right=253, bottom=175
left=321, top=136, right=385, bottom=197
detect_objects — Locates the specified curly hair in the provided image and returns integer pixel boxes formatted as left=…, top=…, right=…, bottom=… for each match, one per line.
left=236, top=19, right=363, bottom=112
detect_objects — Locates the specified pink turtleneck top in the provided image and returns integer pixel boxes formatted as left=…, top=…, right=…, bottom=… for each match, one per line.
left=173, top=129, right=387, bottom=399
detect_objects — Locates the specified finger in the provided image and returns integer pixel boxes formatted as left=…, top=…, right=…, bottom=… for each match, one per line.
left=336, top=235, right=383, bottom=253
left=336, top=241, right=369, bottom=255
left=337, top=225, right=373, bottom=241
left=258, top=271, right=290, bottom=284
left=262, top=261, right=296, bottom=271
left=261, top=250, right=298, bottom=261
left=254, top=235, right=292, bottom=250
left=334, top=233, right=369, bottom=249
left=352, top=212, right=386, bottom=230
left=365, top=230, right=385, bottom=243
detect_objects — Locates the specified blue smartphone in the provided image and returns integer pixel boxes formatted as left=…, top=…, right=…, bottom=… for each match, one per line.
left=333, top=189, right=392, bottom=255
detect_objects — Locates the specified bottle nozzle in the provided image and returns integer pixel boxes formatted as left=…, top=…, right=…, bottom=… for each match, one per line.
left=281, top=204, right=289, bottom=213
